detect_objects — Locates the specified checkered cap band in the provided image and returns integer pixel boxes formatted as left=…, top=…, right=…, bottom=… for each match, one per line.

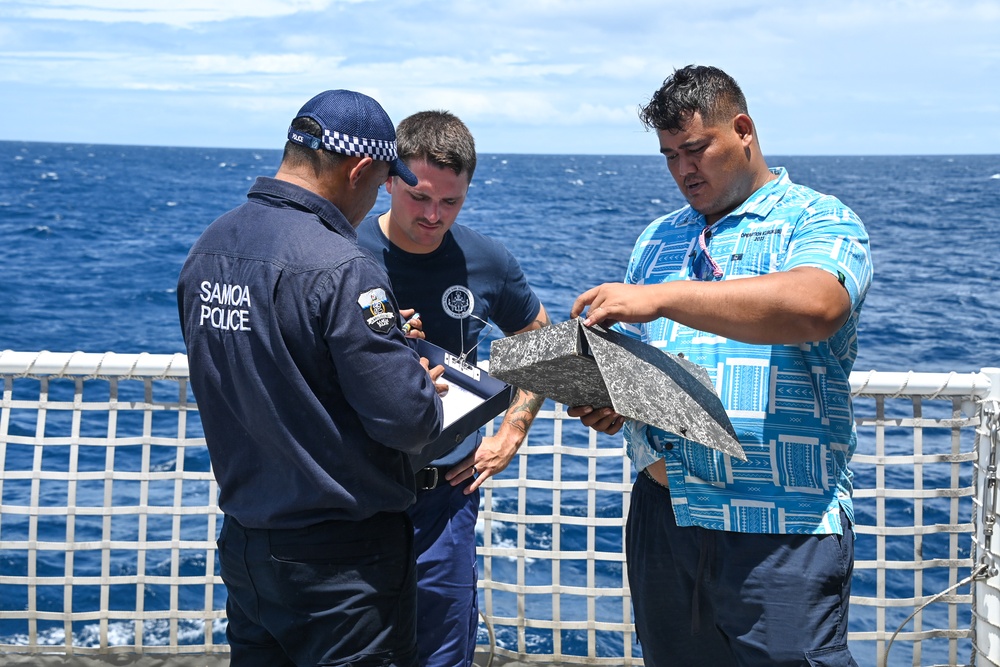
left=322, top=130, right=399, bottom=162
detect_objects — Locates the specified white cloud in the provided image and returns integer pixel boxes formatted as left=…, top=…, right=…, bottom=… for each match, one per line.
left=185, top=54, right=340, bottom=75
left=361, top=56, right=586, bottom=87
left=0, top=51, right=346, bottom=90
left=0, top=0, right=998, bottom=154
left=10, top=0, right=345, bottom=26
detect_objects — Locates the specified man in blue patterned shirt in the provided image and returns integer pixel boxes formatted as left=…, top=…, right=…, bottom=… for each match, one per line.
left=570, top=65, right=873, bottom=666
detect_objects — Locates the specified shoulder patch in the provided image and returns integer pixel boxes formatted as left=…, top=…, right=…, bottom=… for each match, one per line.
left=358, top=287, right=396, bottom=334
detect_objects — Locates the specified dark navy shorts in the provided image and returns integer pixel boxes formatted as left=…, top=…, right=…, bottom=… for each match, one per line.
left=626, top=471, right=859, bottom=667
left=218, top=512, right=418, bottom=667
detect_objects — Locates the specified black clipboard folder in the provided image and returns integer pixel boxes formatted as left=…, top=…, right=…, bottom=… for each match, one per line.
left=409, top=337, right=514, bottom=469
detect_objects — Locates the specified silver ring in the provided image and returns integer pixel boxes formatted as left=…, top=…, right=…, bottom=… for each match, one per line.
left=472, top=465, right=478, bottom=476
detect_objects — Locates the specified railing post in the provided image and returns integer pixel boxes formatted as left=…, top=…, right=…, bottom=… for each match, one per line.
left=976, top=367, right=1000, bottom=666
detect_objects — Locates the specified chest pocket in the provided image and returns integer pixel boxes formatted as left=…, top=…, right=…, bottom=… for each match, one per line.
left=723, top=226, right=790, bottom=277
left=725, top=251, right=785, bottom=277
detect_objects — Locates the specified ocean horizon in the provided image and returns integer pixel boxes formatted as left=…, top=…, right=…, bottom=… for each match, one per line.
left=1, top=140, right=998, bottom=664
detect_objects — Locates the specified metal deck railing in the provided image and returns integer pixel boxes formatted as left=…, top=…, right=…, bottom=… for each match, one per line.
left=1, top=351, right=997, bottom=667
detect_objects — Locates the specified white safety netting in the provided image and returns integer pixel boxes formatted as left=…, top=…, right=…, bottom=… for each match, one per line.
left=0, top=352, right=996, bottom=667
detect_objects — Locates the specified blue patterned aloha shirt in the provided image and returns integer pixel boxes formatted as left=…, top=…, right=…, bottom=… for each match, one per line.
left=619, top=167, right=873, bottom=535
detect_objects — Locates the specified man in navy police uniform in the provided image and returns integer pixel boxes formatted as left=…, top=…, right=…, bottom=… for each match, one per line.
left=177, top=90, right=449, bottom=667
left=358, top=110, right=549, bottom=667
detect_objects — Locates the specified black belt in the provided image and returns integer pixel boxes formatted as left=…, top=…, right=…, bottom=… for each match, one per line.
left=415, top=466, right=450, bottom=492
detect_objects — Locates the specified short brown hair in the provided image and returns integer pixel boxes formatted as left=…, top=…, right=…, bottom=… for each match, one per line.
left=396, top=111, right=477, bottom=181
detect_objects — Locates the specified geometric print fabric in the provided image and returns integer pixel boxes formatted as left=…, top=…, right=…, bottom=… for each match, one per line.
left=618, top=168, right=874, bottom=535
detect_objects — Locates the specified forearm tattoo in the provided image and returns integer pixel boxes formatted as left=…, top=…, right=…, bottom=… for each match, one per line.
left=504, top=308, right=550, bottom=435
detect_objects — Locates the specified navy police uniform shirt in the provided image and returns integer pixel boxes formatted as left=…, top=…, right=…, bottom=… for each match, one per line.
left=177, top=177, right=443, bottom=529
left=357, top=214, right=541, bottom=466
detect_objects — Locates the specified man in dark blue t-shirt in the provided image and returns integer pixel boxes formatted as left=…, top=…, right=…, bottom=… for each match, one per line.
left=358, top=111, right=549, bottom=667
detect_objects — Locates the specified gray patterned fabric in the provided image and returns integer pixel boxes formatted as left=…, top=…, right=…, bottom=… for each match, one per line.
left=490, top=318, right=744, bottom=459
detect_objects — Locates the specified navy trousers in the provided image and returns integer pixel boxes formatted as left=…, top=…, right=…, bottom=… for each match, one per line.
left=218, top=512, right=419, bottom=667
left=627, top=472, right=859, bottom=667
left=408, top=481, right=480, bottom=667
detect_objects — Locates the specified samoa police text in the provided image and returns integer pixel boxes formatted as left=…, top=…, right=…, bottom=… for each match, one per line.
left=199, top=281, right=252, bottom=331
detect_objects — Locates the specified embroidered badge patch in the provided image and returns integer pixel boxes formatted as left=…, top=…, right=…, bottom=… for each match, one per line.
left=358, top=287, right=396, bottom=334
left=441, top=285, right=474, bottom=319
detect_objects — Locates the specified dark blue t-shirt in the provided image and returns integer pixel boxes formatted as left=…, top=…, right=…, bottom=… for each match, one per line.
left=357, top=215, right=541, bottom=465
left=177, top=178, right=444, bottom=528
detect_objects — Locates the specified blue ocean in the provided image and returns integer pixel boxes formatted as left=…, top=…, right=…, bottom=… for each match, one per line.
left=1, top=140, right=999, bottom=664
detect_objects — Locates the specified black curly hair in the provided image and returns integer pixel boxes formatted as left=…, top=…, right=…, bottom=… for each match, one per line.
left=639, top=65, right=748, bottom=132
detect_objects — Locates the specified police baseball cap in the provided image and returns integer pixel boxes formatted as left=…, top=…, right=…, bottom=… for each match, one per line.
left=288, top=89, right=418, bottom=186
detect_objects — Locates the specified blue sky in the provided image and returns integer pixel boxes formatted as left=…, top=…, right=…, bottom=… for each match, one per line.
left=1, top=1, right=998, bottom=156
